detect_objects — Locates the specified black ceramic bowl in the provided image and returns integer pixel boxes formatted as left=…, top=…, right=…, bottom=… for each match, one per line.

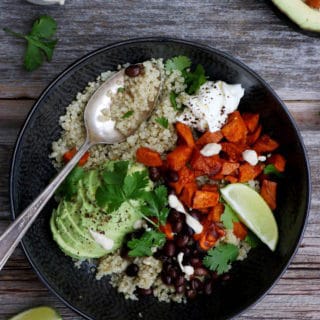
left=10, top=38, right=310, bottom=320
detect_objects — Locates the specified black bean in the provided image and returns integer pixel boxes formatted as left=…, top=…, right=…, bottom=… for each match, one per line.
left=120, top=245, right=129, bottom=259
left=163, top=241, right=176, bottom=257
left=126, top=263, right=139, bottom=277
left=148, top=166, right=161, bottom=181
left=161, top=271, right=172, bottom=285
left=125, top=64, right=143, bottom=77
left=194, top=267, right=209, bottom=277
left=203, top=280, right=213, bottom=295
left=175, top=284, right=185, bottom=294
left=163, top=261, right=173, bottom=273
left=137, top=287, right=153, bottom=296
left=166, top=170, right=179, bottom=183
left=190, top=257, right=202, bottom=268
left=221, top=274, right=231, bottom=281
left=181, top=247, right=191, bottom=256
left=189, top=210, right=201, bottom=220
left=186, top=289, right=197, bottom=299
left=168, top=210, right=184, bottom=224
left=211, top=271, right=218, bottom=280
left=171, top=220, right=183, bottom=233
left=174, top=275, right=185, bottom=287
left=168, top=267, right=178, bottom=280
left=175, top=234, right=189, bottom=248
left=190, top=278, right=202, bottom=291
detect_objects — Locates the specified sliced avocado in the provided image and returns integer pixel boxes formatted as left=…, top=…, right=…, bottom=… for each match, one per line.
left=272, top=0, right=320, bottom=32
left=50, top=161, right=150, bottom=260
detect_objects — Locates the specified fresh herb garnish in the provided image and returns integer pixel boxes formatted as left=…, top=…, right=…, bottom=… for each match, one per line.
left=4, top=15, right=58, bottom=71
left=170, top=91, right=178, bottom=110
left=263, top=164, right=283, bottom=177
left=155, top=117, right=169, bottom=129
left=140, top=185, right=170, bottom=226
left=245, top=231, right=260, bottom=248
left=117, top=87, right=125, bottom=93
left=128, top=230, right=166, bottom=257
left=95, top=161, right=149, bottom=212
left=165, top=55, right=192, bottom=73
left=122, top=110, right=134, bottom=119
left=184, top=64, right=207, bottom=94
left=203, top=243, right=239, bottom=275
left=56, top=167, right=84, bottom=200
left=221, top=203, right=239, bottom=229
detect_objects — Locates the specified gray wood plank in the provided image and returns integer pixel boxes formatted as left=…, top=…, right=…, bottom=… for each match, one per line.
left=0, top=0, right=320, bottom=100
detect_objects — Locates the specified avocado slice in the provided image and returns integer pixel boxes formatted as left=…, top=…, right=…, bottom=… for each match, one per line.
left=272, top=0, right=320, bottom=32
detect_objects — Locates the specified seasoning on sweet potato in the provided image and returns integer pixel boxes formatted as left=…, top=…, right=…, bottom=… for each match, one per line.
left=220, top=161, right=240, bottom=175
left=306, top=0, right=320, bottom=9
left=233, top=222, right=248, bottom=240
left=225, top=175, right=238, bottom=183
left=166, top=145, right=193, bottom=171
left=190, top=149, right=221, bottom=176
left=176, top=122, right=195, bottom=148
left=253, top=134, right=279, bottom=154
left=221, top=111, right=248, bottom=143
left=221, top=142, right=247, bottom=162
left=193, top=190, right=219, bottom=209
left=196, top=130, right=223, bottom=148
left=208, top=203, right=224, bottom=222
left=63, top=147, right=90, bottom=166
left=268, top=154, right=286, bottom=172
left=260, top=179, right=277, bottom=210
left=170, top=166, right=195, bottom=194
left=160, top=223, right=174, bottom=240
left=238, top=163, right=263, bottom=182
left=180, top=182, right=197, bottom=208
left=247, top=124, right=262, bottom=145
left=136, top=147, right=163, bottom=167
left=242, top=113, right=259, bottom=133
left=201, top=184, right=219, bottom=192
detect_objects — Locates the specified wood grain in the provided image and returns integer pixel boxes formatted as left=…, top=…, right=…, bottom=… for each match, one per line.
left=1, top=0, right=320, bottom=319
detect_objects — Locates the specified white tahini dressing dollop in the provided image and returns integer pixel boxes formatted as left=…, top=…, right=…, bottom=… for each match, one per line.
left=177, top=81, right=245, bottom=132
left=177, top=252, right=194, bottom=278
left=168, top=195, right=203, bottom=234
left=242, top=149, right=258, bottom=166
left=200, top=143, right=222, bottom=157
left=89, top=230, right=114, bottom=251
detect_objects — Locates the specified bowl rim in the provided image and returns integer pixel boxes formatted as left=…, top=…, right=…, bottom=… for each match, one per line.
left=9, top=36, right=312, bottom=320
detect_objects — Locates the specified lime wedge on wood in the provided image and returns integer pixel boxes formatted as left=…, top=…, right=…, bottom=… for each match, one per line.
left=9, top=306, right=62, bottom=320
left=221, top=183, right=279, bottom=251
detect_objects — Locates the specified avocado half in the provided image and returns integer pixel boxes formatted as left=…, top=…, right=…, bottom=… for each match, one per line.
left=272, top=0, right=320, bottom=32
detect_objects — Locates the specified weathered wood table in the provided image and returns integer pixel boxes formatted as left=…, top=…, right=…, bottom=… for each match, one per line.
left=1, top=0, right=319, bottom=319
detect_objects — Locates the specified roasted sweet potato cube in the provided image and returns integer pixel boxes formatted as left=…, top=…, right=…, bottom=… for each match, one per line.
left=247, top=125, right=262, bottom=146
left=180, top=182, right=197, bottom=208
left=253, top=134, right=279, bottom=154
left=193, top=190, right=219, bottom=209
left=136, top=147, right=163, bottom=167
left=260, top=179, right=277, bottom=210
left=267, top=154, right=286, bottom=172
left=220, top=161, right=240, bottom=175
left=170, top=166, right=195, bottom=195
left=221, top=111, right=248, bottom=143
left=196, top=131, right=223, bottom=148
left=238, top=163, right=263, bottom=182
left=176, top=122, right=195, bottom=148
left=233, top=222, right=248, bottom=240
left=242, top=113, right=260, bottom=133
left=166, top=145, right=193, bottom=171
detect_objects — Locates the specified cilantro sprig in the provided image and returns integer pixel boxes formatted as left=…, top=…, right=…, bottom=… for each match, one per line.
left=122, top=110, right=134, bottom=119
left=95, top=161, right=149, bottom=212
left=128, top=230, right=166, bottom=257
left=203, top=243, right=239, bottom=275
left=165, top=56, right=192, bottom=73
left=4, top=15, right=58, bottom=71
left=263, top=164, right=283, bottom=178
left=221, top=203, right=239, bottom=229
left=155, top=117, right=169, bottom=129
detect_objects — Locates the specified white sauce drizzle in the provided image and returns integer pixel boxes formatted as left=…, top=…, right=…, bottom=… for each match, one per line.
left=168, top=195, right=203, bottom=234
left=200, top=143, right=222, bottom=157
left=177, top=252, right=194, bottom=278
left=242, top=149, right=258, bottom=166
left=89, top=230, right=114, bottom=251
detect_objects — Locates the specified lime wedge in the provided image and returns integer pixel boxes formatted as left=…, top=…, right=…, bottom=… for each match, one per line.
left=221, top=183, right=278, bottom=251
left=9, top=306, right=62, bottom=320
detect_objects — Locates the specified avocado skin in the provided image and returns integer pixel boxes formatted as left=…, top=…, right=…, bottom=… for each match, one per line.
left=272, top=0, right=320, bottom=32
left=51, top=163, right=148, bottom=260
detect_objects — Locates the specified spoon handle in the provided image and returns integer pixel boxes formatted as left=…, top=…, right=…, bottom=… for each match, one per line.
left=0, top=139, right=92, bottom=271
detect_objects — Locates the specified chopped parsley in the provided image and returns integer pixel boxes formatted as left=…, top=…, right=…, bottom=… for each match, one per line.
left=95, top=161, right=149, bottom=212
left=221, top=203, right=239, bottom=229
left=56, top=167, right=84, bottom=200
left=140, top=185, right=170, bottom=226
left=122, top=110, right=134, bottom=119
left=203, top=243, right=239, bottom=275
left=184, top=64, right=207, bottom=94
left=4, top=15, right=58, bottom=71
left=263, top=164, right=283, bottom=177
left=165, top=55, right=192, bottom=73
left=155, top=117, right=169, bottom=129
left=170, top=91, right=178, bottom=110
left=128, top=230, right=166, bottom=257
left=117, top=87, right=125, bottom=93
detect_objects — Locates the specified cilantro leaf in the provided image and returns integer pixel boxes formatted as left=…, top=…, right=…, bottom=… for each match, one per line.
left=122, top=110, right=134, bottom=119
left=128, top=230, right=166, bottom=257
left=56, top=167, right=84, bottom=200
left=221, top=203, right=239, bottom=229
left=263, top=164, right=283, bottom=178
left=170, top=91, right=178, bottom=110
left=184, top=64, right=207, bottom=94
left=117, top=87, right=125, bottom=93
left=140, top=185, right=169, bottom=225
left=3, top=15, right=58, bottom=71
left=203, top=243, right=239, bottom=275
left=95, top=161, right=150, bottom=212
left=165, top=56, right=192, bottom=73
left=155, top=117, right=169, bottom=129
left=245, top=231, right=260, bottom=248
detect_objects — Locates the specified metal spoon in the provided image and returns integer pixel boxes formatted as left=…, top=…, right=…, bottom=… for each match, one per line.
left=0, top=67, right=161, bottom=270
